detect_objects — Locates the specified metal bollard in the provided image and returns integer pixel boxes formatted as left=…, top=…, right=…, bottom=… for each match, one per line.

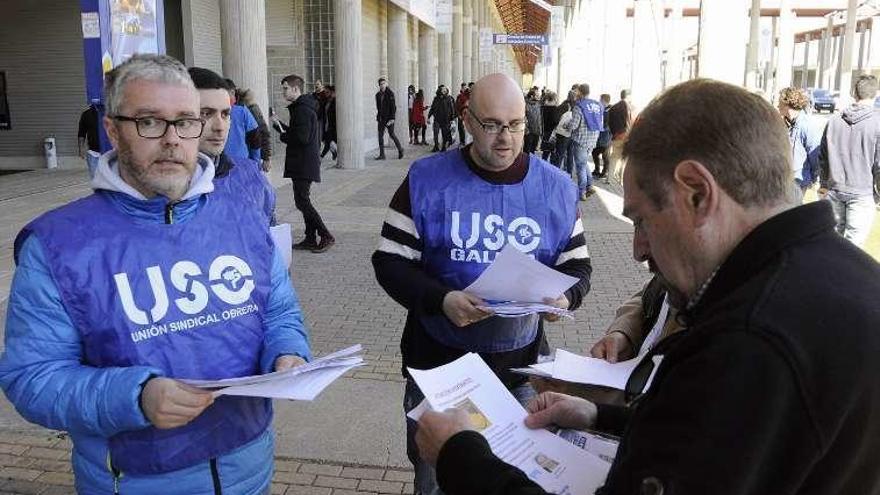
left=43, top=137, right=58, bottom=169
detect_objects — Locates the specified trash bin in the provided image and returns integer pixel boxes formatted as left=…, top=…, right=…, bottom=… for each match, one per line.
left=43, top=137, right=58, bottom=169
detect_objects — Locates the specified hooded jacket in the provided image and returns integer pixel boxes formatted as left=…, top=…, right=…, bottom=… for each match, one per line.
left=819, top=103, right=880, bottom=195
left=0, top=152, right=311, bottom=494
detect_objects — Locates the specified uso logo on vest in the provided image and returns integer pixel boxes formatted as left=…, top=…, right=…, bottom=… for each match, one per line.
left=113, top=254, right=258, bottom=343
left=450, top=211, right=542, bottom=263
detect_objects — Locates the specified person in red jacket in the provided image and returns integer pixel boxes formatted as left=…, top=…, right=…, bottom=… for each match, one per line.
left=410, top=89, right=428, bottom=145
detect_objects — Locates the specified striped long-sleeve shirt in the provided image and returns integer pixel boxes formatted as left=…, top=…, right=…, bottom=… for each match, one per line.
left=371, top=147, right=592, bottom=385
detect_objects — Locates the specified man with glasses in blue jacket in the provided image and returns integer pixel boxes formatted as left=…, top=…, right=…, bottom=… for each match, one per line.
left=0, top=54, right=311, bottom=494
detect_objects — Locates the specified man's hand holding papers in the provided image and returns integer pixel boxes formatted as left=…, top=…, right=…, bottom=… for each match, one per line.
left=275, top=354, right=308, bottom=371
left=410, top=353, right=611, bottom=494
left=416, top=408, right=476, bottom=464
left=442, top=291, right=494, bottom=327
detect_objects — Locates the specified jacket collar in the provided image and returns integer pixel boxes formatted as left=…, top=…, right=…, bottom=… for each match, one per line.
left=685, top=201, right=836, bottom=321
left=91, top=150, right=215, bottom=201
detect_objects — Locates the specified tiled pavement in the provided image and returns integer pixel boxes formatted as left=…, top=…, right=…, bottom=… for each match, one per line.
left=0, top=146, right=649, bottom=494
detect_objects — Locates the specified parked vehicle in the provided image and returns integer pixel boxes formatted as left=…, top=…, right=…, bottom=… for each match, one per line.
left=809, top=88, right=836, bottom=113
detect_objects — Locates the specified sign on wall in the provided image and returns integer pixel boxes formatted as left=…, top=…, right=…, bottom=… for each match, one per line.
left=494, top=34, right=548, bottom=45
left=0, top=72, right=10, bottom=130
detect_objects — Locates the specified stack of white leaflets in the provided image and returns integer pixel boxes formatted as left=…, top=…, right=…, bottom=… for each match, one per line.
left=407, top=353, right=610, bottom=494
left=465, top=244, right=578, bottom=319
left=481, top=301, right=574, bottom=319
left=180, top=345, right=364, bottom=401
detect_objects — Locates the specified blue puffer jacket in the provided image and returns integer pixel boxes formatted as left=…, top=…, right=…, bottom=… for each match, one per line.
left=0, top=152, right=311, bottom=495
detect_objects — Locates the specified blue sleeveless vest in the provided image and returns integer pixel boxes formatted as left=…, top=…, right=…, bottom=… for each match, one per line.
left=16, top=165, right=274, bottom=475
left=215, top=154, right=275, bottom=226
left=409, top=152, right=578, bottom=353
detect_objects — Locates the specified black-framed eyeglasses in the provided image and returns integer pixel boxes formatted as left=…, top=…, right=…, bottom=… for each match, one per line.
left=113, top=115, right=205, bottom=139
left=466, top=108, right=527, bottom=134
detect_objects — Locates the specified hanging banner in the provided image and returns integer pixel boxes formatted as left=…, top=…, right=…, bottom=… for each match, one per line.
left=480, top=27, right=494, bottom=59
left=435, top=0, right=453, bottom=33
left=109, top=0, right=164, bottom=67
left=542, top=46, right=553, bottom=66
left=549, top=6, right=565, bottom=47
left=494, top=34, right=548, bottom=45
left=0, top=72, right=10, bottom=130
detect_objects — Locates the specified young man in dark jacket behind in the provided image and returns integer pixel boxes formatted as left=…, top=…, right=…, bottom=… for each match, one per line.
left=818, top=74, right=880, bottom=249
left=272, top=74, right=334, bottom=253
left=375, top=77, right=404, bottom=160
left=416, top=79, right=880, bottom=495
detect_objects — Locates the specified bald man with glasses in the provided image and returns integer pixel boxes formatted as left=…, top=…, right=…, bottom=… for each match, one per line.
left=372, top=73, right=593, bottom=495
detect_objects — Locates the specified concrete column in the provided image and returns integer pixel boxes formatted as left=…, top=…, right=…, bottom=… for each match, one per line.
left=745, top=0, right=762, bottom=89
left=858, top=26, right=866, bottom=70
left=387, top=2, right=410, bottom=131
left=631, top=0, right=662, bottom=109
left=868, top=17, right=880, bottom=68
left=470, top=0, right=479, bottom=80
left=697, top=0, right=749, bottom=84
left=838, top=0, right=858, bottom=101
left=439, top=32, right=453, bottom=88
left=835, top=27, right=845, bottom=90
left=664, top=0, right=685, bottom=89
left=802, top=34, right=811, bottom=88
left=818, top=19, right=829, bottom=88
left=419, top=23, right=437, bottom=93
left=335, top=0, right=364, bottom=169
left=219, top=0, right=269, bottom=113
left=380, top=1, right=388, bottom=76
left=411, top=17, right=420, bottom=88
left=453, top=0, right=464, bottom=86
left=602, top=0, right=628, bottom=101
left=776, top=0, right=795, bottom=91
left=462, top=0, right=472, bottom=83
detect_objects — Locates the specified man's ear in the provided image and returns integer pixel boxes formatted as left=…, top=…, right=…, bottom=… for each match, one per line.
left=103, top=116, right=119, bottom=150
left=672, top=160, right=718, bottom=227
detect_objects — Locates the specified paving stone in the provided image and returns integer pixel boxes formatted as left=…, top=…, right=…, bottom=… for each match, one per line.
left=357, top=479, right=403, bottom=494
left=382, top=470, right=411, bottom=483
left=285, top=485, right=332, bottom=495
left=313, top=475, right=359, bottom=490
left=271, top=482, right=290, bottom=495
left=34, top=472, right=73, bottom=486
left=0, top=479, right=47, bottom=495
left=275, top=460, right=302, bottom=472
left=23, top=449, right=67, bottom=462
left=25, top=460, right=68, bottom=473
left=274, top=471, right=317, bottom=485
left=299, top=463, right=343, bottom=476
left=0, top=467, right=42, bottom=482
left=339, top=467, right=385, bottom=481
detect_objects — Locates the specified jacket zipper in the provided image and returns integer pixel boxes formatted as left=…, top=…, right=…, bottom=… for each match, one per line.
left=164, top=202, right=176, bottom=225
left=210, top=458, right=222, bottom=495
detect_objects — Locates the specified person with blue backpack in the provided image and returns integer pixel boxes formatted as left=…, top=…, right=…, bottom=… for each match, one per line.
left=563, top=83, right=604, bottom=200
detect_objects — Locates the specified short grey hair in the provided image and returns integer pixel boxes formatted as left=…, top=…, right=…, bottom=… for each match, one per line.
left=104, top=54, right=194, bottom=116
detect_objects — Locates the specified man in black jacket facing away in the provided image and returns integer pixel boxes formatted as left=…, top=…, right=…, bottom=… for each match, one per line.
left=416, top=79, right=880, bottom=495
left=272, top=74, right=335, bottom=253
left=376, top=77, right=404, bottom=160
